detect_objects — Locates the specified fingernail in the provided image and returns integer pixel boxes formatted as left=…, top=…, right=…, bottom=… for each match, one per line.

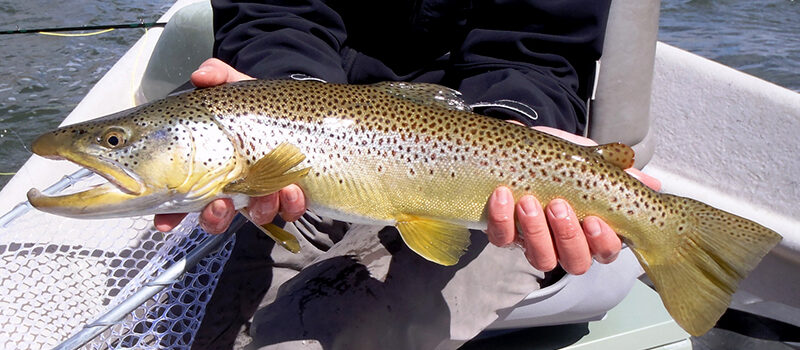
left=518, top=196, right=539, bottom=217
left=248, top=206, right=263, bottom=224
left=548, top=199, right=569, bottom=219
left=194, top=65, right=212, bottom=75
left=284, top=189, right=298, bottom=203
left=493, top=187, right=511, bottom=206
left=585, top=218, right=602, bottom=237
left=597, top=250, right=619, bottom=263
left=211, top=200, right=226, bottom=219
left=250, top=199, right=276, bottom=224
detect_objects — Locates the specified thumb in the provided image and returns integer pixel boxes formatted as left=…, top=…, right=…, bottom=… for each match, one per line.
left=191, top=58, right=253, bottom=87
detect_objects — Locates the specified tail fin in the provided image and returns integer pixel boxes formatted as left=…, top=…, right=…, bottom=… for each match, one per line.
left=630, top=194, right=782, bottom=336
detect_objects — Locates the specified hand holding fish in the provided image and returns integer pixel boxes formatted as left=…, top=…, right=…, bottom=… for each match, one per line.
left=487, top=126, right=662, bottom=275
left=154, top=58, right=661, bottom=276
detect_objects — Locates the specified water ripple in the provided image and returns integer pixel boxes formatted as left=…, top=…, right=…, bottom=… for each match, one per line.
left=0, top=0, right=167, bottom=186
left=660, top=0, right=800, bottom=91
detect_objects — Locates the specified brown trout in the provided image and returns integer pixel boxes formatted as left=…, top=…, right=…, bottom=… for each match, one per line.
left=26, top=79, right=781, bottom=336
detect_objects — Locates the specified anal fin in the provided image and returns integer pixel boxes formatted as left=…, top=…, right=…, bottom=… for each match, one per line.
left=224, top=142, right=310, bottom=196
left=395, top=214, right=471, bottom=266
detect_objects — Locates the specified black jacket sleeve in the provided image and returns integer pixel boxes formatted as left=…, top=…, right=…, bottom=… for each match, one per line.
left=452, top=0, right=611, bottom=134
left=213, top=0, right=349, bottom=82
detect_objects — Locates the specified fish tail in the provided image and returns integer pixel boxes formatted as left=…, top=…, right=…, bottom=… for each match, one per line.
left=629, top=194, right=782, bottom=336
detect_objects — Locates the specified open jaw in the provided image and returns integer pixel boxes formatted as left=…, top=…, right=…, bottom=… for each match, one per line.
left=26, top=153, right=148, bottom=219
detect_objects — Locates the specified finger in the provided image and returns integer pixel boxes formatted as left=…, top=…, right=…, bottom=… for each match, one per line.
left=278, top=184, right=307, bottom=222
left=515, top=195, right=557, bottom=271
left=154, top=213, right=187, bottom=232
left=191, top=58, right=253, bottom=87
left=248, top=193, right=280, bottom=225
left=199, top=198, right=236, bottom=234
left=625, top=168, right=662, bottom=191
left=533, top=126, right=598, bottom=146
left=547, top=199, right=592, bottom=275
left=485, top=186, right=516, bottom=246
left=582, top=216, right=622, bottom=264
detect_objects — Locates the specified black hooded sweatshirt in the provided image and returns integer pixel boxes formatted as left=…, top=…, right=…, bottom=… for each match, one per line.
left=212, top=0, right=612, bottom=135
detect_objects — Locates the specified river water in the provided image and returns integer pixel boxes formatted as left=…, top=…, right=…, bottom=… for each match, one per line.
left=0, top=0, right=798, bottom=189
left=0, top=0, right=169, bottom=189
left=659, top=0, right=799, bottom=92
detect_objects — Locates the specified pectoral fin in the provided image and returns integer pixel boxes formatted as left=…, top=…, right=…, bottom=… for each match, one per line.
left=224, top=142, right=310, bottom=196
left=239, top=209, right=301, bottom=253
left=395, top=214, right=471, bottom=266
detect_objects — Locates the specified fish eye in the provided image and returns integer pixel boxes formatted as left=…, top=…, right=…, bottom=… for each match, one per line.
left=98, top=128, right=127, bottom=148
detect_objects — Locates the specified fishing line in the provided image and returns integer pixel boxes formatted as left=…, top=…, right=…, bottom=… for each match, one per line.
left=37, top=28, right=115, bottom=37
left=0, top=129, right=31, bottom=176
left=8, top=129, right=30, bottom=154
left=1, top=22, right=166, bottom=35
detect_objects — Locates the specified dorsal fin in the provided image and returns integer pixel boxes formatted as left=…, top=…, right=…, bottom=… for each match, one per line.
left=372, top=81, right=472, bottom=112
left=591, top=142, right=635, bottom=169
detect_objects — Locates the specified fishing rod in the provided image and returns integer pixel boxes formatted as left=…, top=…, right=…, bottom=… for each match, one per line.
left=0, top=21, right=167, bottom=35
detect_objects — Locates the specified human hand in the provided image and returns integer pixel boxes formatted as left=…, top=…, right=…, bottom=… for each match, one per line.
left=486, top=126, right=661, bottom=275
left=153, top=59, right=307, bottom=234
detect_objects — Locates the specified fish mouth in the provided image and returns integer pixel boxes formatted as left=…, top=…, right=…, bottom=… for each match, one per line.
left=27, top=134, right=147, bottom=217
left=27, top=183, right=142, bottom=218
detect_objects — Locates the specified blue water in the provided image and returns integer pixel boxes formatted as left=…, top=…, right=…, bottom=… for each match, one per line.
left=659, top=0, right=800, bottom=91
left=0, top=0, right=798, bottom=189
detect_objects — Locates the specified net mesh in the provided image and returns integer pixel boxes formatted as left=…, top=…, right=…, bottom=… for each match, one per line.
left=0, top=173, right=234, bottom=349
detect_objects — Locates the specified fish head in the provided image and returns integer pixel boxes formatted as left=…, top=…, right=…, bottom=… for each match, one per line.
left=27, top=97, right=243, bottom=218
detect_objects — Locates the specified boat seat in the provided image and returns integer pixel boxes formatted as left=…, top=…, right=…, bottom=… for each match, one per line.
left=136, top=1, right=214, bottom=104
left=588, top=0, right=660, bottom=169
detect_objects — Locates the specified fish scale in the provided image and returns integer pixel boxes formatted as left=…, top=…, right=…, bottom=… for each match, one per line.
left=27, top=79, right=781, bottom=336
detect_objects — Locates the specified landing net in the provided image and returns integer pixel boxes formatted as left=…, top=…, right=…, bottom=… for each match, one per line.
left=0, top=173, right=235, bottom=349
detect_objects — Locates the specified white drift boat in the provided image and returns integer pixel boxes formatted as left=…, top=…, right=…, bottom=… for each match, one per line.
left=0, top=0, right=797, bottom=349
